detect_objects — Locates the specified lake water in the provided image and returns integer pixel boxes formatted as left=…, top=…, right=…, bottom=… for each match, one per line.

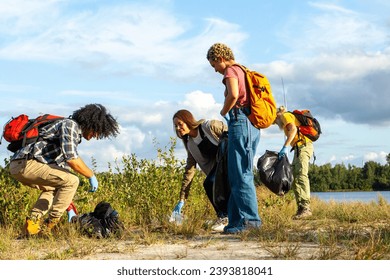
left=312, top=191, right=390, bottom=203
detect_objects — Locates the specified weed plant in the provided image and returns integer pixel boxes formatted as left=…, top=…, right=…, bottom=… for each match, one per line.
left=0, top=138, right=389, bottom=259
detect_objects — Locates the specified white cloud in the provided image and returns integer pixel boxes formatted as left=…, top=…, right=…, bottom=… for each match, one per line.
left=308, top=2, right=357, bottom=15
left=81, top=90, right=225, bottom=169
left=264, top=2, right=390, bottom=126
left=1, top=1, right=389, bottom=172
left=364, top=151, right=388, bottom=164
left=341, top=155, right=356, bottom=162
left=0, top=0, right=61, bottom=34
left=280, top=2, right=388, bottom=56
left=142, top=114, right=163, bottom=125
left=180, top=91, right=220, bottom=114
left=59, top=90, right=225, bottom=171
left=0, top=2, right=246, bottom=81
left=77, top=124, right=147, bottom=169
left=329, top=155, right=337, bottom=163
left=266, top=51, right=390, bottom=83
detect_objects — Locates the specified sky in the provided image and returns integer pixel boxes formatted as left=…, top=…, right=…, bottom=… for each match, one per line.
left=0, top=0, right=389, bottom=172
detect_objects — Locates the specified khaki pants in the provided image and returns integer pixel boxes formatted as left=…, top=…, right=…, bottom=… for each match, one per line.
left=292, top=142, right=314, bottom=210
left=9, top=159, right=79, bottom=220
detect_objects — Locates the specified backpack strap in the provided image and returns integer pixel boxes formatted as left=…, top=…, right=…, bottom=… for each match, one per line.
left=23, top=115, right=64, bottom=148
left=198, top=124, right=205, bottom=139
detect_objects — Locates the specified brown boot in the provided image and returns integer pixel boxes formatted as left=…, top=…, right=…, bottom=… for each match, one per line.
left=40, top=217, right=61, bottom=236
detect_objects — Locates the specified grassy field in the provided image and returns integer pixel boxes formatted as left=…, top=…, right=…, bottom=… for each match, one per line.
left=1, top=140, right=390, bottom=260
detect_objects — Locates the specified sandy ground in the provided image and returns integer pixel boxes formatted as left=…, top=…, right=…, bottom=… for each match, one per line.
left=80, top=234, right=320, bottom=260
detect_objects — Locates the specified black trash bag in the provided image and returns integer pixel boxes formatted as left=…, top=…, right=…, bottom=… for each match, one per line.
left=212, top=131, right=230, bottom=210
left=93, top=201, right=124, bottom=237
left=74, top=213, right=106, bottom=239
left=257, top=150, right=293, bottom=196
left=71, top=201, right=124, bottom=238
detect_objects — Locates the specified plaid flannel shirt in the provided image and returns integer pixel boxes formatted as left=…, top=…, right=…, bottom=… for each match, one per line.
left=11, top=119, right=82, bottom=169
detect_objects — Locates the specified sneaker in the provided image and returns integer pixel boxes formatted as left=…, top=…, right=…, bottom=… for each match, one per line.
left=223, top=226, right=243, bottom=234
left=211, top=217, right=228, bottom=232
left=293, top=207, right=312, bottom=220
left=24, top=217, right=42, bottom=236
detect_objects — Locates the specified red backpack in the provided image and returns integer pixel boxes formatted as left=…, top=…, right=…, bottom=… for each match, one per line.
left=1, top=114, right=64, bottom=152
left=290, top=109, right=321, bottom=142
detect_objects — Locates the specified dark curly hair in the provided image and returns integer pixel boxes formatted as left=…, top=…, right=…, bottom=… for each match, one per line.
left=71, top=104, right=119, bottom=139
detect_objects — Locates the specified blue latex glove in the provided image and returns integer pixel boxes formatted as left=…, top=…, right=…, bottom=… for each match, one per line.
left=67, top=208, right=76, bottom=222
left=278, top=146, right=288, bottom=159
left=88, top=175, right=99, bottom=192
left=173, top=201, right=185, bottom=214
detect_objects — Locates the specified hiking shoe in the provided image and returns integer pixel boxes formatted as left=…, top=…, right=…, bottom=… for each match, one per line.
left=211, top=217, right=228, bottom=232
left=24, top=217, right=42, bottom=236
left=40, top=217, right=61, bottom=236
left=293, top=207, right=312, bottom=220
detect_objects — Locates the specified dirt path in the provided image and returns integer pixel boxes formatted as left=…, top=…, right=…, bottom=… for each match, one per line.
left=80, top=235, right=320, bottom=260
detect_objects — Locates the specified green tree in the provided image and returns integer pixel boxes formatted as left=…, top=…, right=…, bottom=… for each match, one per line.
left=329, top=163, right=348, bottom=190
left=309, top=163, right=332, bottom=192
left=361, top=161, right=381, bottom=190
left=345, top=164, right=363, bottom=190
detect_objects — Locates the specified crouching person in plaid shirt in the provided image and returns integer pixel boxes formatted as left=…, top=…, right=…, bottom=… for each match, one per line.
left=9, top=104, right=119, bottom=237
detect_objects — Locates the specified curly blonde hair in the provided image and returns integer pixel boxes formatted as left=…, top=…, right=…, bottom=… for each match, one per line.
left=274, top=106, right=286, bottom=128
left=277, top=106, right=286, bottom=114
left=206, top=43, right=235, bottom=61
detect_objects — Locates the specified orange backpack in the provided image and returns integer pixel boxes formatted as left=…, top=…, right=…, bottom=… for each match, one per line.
left=235, top=64, right=277, bottom=129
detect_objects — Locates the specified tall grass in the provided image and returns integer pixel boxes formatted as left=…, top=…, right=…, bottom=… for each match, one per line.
left=0, top=138, right=390, bottom=259
left=0, top=138, right=211, bottom=233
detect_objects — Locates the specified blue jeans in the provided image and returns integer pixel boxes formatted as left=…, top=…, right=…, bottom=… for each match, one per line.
left=225, top=108, right=261, bottom=231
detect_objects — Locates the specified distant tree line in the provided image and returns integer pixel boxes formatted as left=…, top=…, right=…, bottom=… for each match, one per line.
left=308, top=154, right=390, bottom=192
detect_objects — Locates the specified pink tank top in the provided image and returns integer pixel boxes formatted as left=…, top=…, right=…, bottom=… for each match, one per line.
left=223, top=65, right=249, bottom=107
